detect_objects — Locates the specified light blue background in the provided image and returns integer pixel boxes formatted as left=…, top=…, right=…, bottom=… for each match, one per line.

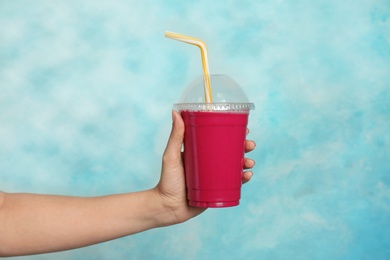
left=1, top=0, right=389, bottom=259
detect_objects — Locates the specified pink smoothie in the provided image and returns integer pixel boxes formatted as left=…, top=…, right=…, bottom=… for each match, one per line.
left=181, top=110, right=249, bottom=208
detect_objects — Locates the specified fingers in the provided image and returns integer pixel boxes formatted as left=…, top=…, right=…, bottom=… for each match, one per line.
left=245, top=128, right=255, bottom=153
left=245, top=140, right=256, bottom=153
left=242, top=171, right=253, bottom=184
left=244, top=158, right=255, bottom=169
left=242, top=156, right=255, bottom=184
left=243, top=128, right=255, bottom=184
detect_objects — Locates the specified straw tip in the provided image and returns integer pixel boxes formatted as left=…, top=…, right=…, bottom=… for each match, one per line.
left=165, top=31, right=175, bottom=38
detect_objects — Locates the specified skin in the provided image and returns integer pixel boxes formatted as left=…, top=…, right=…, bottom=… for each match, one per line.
left=0, top=111, right=256, bottom=256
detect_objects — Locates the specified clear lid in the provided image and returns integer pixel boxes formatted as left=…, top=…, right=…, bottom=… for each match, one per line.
left=173, top=74, right=255, bottom=111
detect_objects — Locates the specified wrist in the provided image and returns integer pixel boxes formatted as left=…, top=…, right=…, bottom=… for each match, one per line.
left=148, top=187, right=182, bottom=227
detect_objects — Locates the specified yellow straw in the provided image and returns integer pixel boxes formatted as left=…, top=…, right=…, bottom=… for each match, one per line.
left=165, top=31, right=213, bottom=103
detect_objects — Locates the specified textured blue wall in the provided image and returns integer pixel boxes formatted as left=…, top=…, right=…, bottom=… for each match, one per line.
left=1, top=0, right=389, bottom=259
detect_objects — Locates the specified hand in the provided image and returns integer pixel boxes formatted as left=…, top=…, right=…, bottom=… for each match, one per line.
left=154, top=110, right=256, bottom=225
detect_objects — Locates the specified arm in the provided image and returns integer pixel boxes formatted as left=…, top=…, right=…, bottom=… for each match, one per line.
left=0, top=190, right=170, bottom=256
left=0, top=111, right=255, bottom=256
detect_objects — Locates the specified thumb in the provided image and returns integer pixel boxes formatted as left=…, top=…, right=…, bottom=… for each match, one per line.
left=164, top=110, right=184, bottom=160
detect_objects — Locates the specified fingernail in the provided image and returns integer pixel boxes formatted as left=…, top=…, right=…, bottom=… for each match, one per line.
left=245, top=171, right=253, bottom=179
left=248, top=159, right=255, bottom=167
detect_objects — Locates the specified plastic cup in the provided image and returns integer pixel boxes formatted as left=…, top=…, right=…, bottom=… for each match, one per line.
left=174, top=74, right=255, bottom=208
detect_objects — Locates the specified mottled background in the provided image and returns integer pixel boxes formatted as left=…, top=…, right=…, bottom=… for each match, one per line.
left=1, top=0, right=389, bottom=259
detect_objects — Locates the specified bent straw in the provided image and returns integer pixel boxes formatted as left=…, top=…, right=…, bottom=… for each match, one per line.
left=165, top=31, right=213, bottom=103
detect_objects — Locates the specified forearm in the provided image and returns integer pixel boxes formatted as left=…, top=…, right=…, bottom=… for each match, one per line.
left=0, top=189, right=172, bottom=256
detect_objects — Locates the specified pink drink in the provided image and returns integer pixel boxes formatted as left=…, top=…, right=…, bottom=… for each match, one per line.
left=181, top=110, right=249, bottom=208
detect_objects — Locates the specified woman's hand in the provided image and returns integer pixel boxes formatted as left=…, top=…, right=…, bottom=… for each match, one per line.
left=154, top=110, right=256, bottom=225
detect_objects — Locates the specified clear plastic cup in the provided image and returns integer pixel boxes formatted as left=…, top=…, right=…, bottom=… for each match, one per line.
left=174, top=74, right=255, bottom=208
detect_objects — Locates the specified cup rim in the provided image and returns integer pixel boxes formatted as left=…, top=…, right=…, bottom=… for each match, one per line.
left=173, top=102, right=255, bottom=112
